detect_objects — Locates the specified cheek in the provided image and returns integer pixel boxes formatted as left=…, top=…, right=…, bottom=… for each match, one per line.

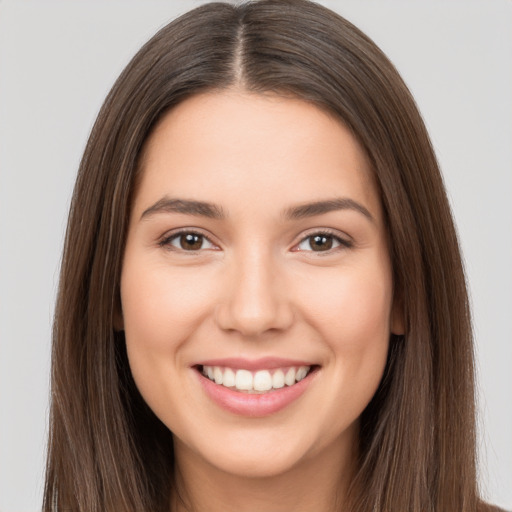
left=312, top=268, right=392, bottom=421
left=300, top=262, right=393, bottom=348
left=297, top=260, right=392, bottom=407
left=121, top=261, right=217, bottom=349
left=120, top=261, right=221, bottom=429
left=119, top=260, right=219, bottom=405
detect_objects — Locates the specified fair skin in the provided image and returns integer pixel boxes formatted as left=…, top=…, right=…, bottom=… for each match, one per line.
left=120, top=89, right=403, bottom=512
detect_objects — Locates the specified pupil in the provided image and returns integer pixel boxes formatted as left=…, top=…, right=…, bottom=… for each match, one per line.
left=181, top=233, right=202, bottom=250
left=311, top=235, right=332, bottom=251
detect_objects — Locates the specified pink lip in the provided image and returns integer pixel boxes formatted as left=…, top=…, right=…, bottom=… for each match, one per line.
left=194, top=357, right=315, bottom=371
left=194, top=364, right=318, bottom=417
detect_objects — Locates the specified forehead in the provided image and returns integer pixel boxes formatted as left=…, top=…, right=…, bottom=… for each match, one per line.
left=134, top=90, right=381, bottom=220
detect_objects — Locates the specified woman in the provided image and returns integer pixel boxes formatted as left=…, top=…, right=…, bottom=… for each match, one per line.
left=43, top=1, right=503, bottom=510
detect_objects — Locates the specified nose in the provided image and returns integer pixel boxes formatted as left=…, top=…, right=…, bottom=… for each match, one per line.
left=215, top=250, right=294, bottom=337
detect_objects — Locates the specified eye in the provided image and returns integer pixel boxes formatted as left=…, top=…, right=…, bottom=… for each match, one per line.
left=160, top=231, right=217, bottom=252
left=295, top=232, right=351, bottom=252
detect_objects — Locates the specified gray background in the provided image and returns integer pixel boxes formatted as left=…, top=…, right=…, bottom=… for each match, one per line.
left=0, top=1, right=510, bottom=510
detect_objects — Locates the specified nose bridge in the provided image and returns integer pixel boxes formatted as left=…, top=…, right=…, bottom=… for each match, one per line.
left=215, top=243, right=293, bottom=336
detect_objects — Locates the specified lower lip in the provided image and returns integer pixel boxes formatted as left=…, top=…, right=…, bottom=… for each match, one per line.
left=196, top=369, right=316, bottom=417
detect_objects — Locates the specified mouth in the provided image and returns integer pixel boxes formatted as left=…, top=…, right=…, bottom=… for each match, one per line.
left=196, top=364, right=317, bottom=394
left=193, top=358, right=320, bottom=416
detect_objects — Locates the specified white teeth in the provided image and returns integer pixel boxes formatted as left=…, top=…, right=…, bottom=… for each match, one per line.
left=284, top=367, right=296, bottom=386
left=235, top=369, right=253, bottom=391
left=213, top=367, right=223, bottom=385
left=202, top=365, right=311, bottom=393
left=296, top=366, right=308, bottom=381
left=223, top=368, right=236, bottom=387
left=253, top=370, right=272, bottom=391
left=272, top=369, right=285, bottom=389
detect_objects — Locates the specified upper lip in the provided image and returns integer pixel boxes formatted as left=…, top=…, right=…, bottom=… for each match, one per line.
left=194, top=357, right=317, bottom=371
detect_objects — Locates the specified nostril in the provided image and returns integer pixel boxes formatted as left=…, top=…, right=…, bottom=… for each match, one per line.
left=214, top=299, right=295, bottom=337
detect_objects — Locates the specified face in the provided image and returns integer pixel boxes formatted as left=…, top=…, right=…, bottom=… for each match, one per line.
left=120, top=90, right=401, bottom=479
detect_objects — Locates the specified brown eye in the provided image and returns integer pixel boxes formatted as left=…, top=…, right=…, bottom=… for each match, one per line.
left=309, top=235, right=333, bottom=251
left=162, top=231, right=216, bottom=251
left=296, top=232, right=350, bottom=252
left=180, top=233, right=204, bottom=250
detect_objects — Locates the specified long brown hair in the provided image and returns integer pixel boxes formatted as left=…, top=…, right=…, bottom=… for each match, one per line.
left=44, top=1, right=486, bottom=510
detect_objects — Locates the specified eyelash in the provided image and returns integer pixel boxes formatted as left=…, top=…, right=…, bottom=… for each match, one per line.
left=158, top=229, right=217, bottom=252
left=158, top=229, right=353, bottom=254
left=294, top=229, right=353, bottom=254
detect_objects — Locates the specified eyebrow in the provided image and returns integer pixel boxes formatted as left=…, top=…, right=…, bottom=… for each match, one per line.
left=140, top=197, right=226, bottom=220
left=283, top=198, right=374, bottom=222
left=140, top=196, right=373, bottom=222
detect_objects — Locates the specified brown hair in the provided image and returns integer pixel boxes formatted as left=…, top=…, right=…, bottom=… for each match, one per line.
left=44, top=1, right=488, bottom=510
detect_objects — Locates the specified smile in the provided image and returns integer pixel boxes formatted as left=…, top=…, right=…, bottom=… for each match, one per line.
left=200, top=365, right=311, bottom=394
left=194, top=360, right=319, bottom=417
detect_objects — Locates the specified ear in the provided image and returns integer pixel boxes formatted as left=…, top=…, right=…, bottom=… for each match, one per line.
left=390, top=290, right=405, bottom=336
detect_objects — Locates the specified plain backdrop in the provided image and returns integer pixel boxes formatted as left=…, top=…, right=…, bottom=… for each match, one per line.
left=0, top=1, right=510, bottom=511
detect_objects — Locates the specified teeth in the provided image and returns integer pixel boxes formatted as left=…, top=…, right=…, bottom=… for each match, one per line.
left=284, top=367, right=296, bottom=386
left=272, top=369, right=285, bottom=389
left=253, top=370, right=272, bottom=391
left=213, top=367, right=223, bottom=385
left=201, top=365, right=311, bottom=393
left=223, top=368, right=236, bottom=387
left=235, top=369, right=253, bottom=390
left=296, top=366, right=308, bottom=381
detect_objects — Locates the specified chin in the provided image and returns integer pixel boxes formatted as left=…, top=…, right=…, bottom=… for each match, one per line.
left=175, top=421, right=342, bottom=481
left=202, top=448, right=307, bottom=479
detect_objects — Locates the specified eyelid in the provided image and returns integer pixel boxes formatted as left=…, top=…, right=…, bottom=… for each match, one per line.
left=291, top=228, right=353, bottom=253
left=157, top=227, right=352, bottom=253
left=158, top=228, right=220, bottom=251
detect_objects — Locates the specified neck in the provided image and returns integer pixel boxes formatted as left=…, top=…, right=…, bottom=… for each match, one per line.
left=171, top=435, right=358, bottom=512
